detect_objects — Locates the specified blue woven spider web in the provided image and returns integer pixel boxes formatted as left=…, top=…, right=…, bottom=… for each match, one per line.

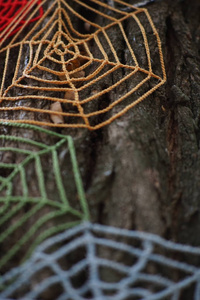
left=1, top=221, right=200, bottom=300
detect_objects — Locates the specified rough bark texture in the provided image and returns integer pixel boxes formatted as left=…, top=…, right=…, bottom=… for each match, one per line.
left=77, top=0, right=200, bottom=244
left=1, top=0, right=200, bottom=291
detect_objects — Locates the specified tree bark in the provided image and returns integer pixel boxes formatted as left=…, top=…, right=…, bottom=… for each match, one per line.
left=79, top=0, right=200, bottom=245
left=0, top=0, right=200, bottom=279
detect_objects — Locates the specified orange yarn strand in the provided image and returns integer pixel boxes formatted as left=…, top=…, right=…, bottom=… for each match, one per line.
left=0, top=0, right=166, bottom=130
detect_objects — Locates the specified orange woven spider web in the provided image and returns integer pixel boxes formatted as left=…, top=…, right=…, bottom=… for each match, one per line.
left=0, top=0, right=166, bottom=130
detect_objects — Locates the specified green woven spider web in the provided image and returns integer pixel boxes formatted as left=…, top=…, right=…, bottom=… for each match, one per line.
left=0, top=122, right=89, bottom=272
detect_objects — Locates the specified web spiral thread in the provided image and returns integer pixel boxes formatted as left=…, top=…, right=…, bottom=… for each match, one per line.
left=0, top=0, right=166, bottom=130
left=1, top=221, right=200, bottom=300
left=0, top=122, right=89, bottom=272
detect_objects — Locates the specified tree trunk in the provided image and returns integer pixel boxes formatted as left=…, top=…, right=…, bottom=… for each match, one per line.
left=0, top=0, right=200, bottom=281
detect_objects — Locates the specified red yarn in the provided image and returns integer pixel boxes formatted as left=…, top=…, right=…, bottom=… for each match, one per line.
left=0, top=0, right=43, bottom=39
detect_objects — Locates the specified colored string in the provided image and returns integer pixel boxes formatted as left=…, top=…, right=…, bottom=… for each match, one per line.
left=0, top=0, right=43, bottom=40
left=1, top=222, right=200, bottom=299
left=0, top=0, right=166, bottom=130
left=0, top=121, right=89, bottom=270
